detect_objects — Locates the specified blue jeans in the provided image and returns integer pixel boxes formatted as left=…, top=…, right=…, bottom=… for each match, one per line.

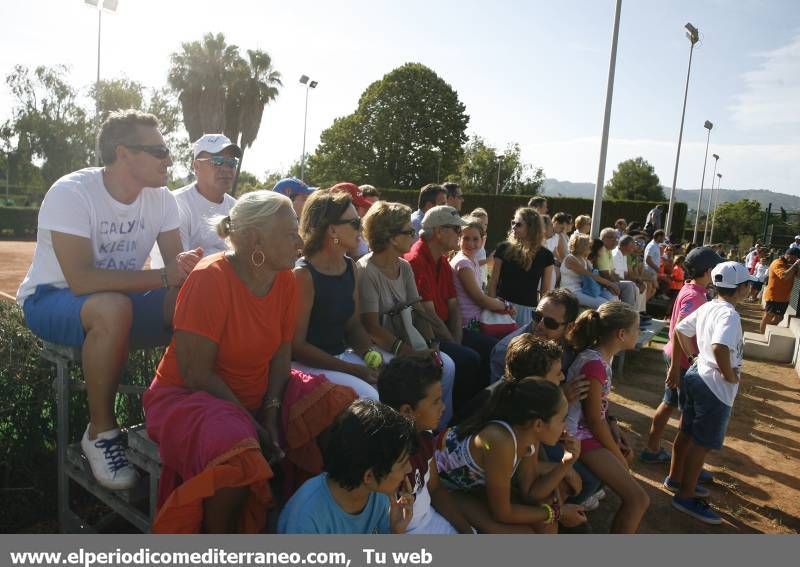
left=678, top=366, right=732, bottom=450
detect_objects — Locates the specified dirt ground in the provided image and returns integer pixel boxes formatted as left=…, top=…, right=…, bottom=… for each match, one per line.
left=0, top=240, right=35, bottom=299
left=2, top=240, right=798, bottom=533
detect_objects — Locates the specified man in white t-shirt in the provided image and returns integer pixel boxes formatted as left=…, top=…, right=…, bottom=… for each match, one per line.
left=16, top=110, right=201, bottom=490
left=666, top=261, right=754, bottom=524
left=612, top=235, right=647, bottom=312
left=149, top=134, right=240, bottom=268
left=644, top=230, right=665, bottom=274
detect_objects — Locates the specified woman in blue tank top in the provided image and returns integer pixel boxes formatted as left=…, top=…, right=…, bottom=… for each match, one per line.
left=291, top=189, right=380, bottom=399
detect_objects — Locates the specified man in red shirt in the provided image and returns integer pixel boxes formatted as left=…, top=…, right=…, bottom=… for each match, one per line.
left=405, top=205, right=492, bottom=410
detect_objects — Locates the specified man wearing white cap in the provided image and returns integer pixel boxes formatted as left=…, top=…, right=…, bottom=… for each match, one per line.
left=792, top=235, right=800, bottom=251
left=150, top=134, right=241, bottom=268
left=667, top=261, right=755, bottom=524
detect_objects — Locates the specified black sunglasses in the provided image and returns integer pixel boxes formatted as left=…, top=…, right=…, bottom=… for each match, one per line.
left=532, top=310, right=568, bottom=330
left=442, top=224, right=462, bottom=234
left=511, top=220, right=525, bottom=229
left=332, top=217, right=362, bottom=231
left=392, top=228, right=416, bottom=237
left=124, top=144, right=170, bottom=160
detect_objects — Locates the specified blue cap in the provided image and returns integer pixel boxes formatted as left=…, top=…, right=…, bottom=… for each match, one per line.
left=272, top=177, right=314, bottom=198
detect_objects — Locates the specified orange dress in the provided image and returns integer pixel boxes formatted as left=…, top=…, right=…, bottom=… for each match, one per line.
left=144, top=253, right=297, bottom=533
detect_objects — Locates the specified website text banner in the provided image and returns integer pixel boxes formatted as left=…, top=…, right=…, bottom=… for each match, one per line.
left=1, top=535, right=797, bottom=567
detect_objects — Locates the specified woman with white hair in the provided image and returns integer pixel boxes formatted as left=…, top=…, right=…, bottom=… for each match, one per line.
left=144, top=190, right=302, bottom=533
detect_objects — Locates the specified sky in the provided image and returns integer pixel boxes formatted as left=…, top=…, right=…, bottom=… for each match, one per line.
left=0, top=0, right=799, bottom=195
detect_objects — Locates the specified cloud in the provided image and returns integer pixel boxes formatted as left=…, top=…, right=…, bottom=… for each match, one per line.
left=730, top=32, right=800, bottom=129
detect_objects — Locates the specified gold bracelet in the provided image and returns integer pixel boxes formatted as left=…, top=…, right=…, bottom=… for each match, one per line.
left=542, top=503, right=554, bottom=524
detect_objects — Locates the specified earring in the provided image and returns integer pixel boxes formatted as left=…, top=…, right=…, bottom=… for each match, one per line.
left=333, top=237, right=340, bottom=246
left=251, top=249, right=265, bottom=268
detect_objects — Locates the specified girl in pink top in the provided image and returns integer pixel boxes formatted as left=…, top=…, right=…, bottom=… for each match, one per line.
left=564, top=301, right=649, bottom=533
left=450, top=218, right=509, bottom=329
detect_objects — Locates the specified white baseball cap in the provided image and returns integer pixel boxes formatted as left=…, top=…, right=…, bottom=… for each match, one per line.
left=711, top=261, right=758, bottom=289
left=192, top=134, right=242, bottom=159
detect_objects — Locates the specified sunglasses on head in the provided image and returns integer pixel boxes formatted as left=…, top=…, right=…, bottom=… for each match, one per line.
left=332, top=217, right=362, bottom=231
left=532, top=309, right=568, bottom=330
left=124, top=144, right=170, bottom=159
left=196, top=156, right=240, bottom=168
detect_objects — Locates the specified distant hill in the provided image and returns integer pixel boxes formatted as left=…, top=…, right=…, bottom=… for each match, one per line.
left=542, top=179, right=800, bottom=212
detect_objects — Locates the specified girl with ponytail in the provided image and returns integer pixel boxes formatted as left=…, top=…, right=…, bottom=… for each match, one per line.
left=564, top=301, right=650, bottom=532
left=435, top=378, right=586, bottom=532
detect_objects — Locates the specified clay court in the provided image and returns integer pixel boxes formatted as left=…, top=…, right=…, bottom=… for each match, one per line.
left=1, top=240, right=798, bottom=533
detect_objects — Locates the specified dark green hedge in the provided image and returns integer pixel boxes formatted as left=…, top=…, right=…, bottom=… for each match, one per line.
left=0, top=206, right=38, bottom=238
left=377, top=190, right=688, bottom=250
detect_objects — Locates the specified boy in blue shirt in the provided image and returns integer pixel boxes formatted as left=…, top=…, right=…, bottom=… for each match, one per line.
left=278, top=399, right=415, bottom=534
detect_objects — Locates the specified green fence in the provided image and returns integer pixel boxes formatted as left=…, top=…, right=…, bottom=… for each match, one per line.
left=377, top=190, right=687, bottom=250
left=0, top=206, right=38, bottom=238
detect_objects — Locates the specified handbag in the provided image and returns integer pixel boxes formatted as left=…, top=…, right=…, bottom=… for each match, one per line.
left=383, top=300, right=437, bottom=352
left=479, top=309, right=518, bottom=338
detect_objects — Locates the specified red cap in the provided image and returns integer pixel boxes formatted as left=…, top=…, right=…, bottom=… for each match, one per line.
left=330, top=182, right=372, bottom=210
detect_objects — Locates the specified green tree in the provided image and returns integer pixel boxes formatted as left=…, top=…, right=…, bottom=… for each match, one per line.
left=235, top=170, right=262, bottom=194
left=604, top=157, right=665, bottom=201
left=456, top=137, right=544, bottom=195
left=307, top=63, right=469, bottom=188
left=4, top=65, right=93, bottom=188
left=710, top=199, right=764, bottom=243
left=92, top=78, right=145, bottom=123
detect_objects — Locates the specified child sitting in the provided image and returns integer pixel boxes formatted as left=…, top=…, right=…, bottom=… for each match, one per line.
left=667, top=261, right=754, bottom=524
left=378, top=357, right=473, bottom=534
left=435, top=378, right=586, bottom=533
left=564, top=301, right=650, bottom=533
left=278, top=399, right=415, bottom=534
left=561, top=233, right=618, bottom=308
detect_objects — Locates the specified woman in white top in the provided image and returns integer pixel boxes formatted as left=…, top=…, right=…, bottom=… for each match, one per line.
left=561, top=233, right=619, bottom=309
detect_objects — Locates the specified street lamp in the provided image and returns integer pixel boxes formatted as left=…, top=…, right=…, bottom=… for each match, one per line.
left=495, top=154, right=503, bottom=195
left=708, top=172, right=722, bottom=244
left=85, top=0, right=119, bottom=166
left=591, top=0, right=622, bottom=239
left=299, top=74, right=318, bottom=182
left=703, top=153, right=719, bottom=245
left=665, top=22, right=700, bottom=238
left=692, top=120, right=713, bottom=244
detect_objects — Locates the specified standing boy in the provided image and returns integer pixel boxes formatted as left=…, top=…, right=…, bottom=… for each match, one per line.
left=667, top=262, right=755, bottom=524
left=640, top=247, right=721, bottom=465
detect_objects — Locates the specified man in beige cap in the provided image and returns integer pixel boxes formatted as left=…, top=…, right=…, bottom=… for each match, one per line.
left=404, top=205, right=494, bottom=414
left=150, top=134, right=241, bottom=268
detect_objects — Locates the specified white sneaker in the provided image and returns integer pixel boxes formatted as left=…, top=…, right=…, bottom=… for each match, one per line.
left=579, top=493, right=600, bottom=511
left=81, top=425, right=138, bottom=490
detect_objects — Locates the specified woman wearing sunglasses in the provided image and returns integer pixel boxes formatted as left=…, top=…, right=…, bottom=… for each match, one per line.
left=292, top=189, right=381, bottom=399
left=356, top=200, right=457, bottom=428
left=487, top=207, right=555, bottom=326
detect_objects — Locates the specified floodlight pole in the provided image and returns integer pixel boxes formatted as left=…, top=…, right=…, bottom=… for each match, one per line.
left=708, top=173, right=722, bottom=244
left=703, top=154, right=719, bottom=245
left=590, top=0, right=622, bottom=238
left=665, top=23, right=700, bottom=238
left=692, top=121, right=713, bottom=244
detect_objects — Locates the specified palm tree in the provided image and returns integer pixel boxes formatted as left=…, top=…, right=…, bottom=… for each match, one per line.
left=168, top=34, right=281, bottom=195
left=224, top=49, right=282, bottom=193
left=167, top=33, right=244, bottom=142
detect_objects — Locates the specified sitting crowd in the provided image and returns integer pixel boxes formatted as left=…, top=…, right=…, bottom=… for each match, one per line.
left=17, top=110, right=759, bottom=533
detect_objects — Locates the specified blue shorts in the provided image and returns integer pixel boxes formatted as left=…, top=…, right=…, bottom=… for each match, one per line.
left=662, top=353, right=686, bottom=408
left=678, top=367, right=732, bottom=450
left=23, top=284, right=172, bottom=349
